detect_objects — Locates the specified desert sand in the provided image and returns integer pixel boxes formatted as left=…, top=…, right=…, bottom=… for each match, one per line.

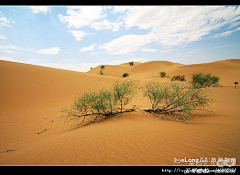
left=0, top=59, right=239, bottom=165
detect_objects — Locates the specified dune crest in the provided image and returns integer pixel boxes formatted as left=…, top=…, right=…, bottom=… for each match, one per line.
left=88, top=59, right=240, bottom=86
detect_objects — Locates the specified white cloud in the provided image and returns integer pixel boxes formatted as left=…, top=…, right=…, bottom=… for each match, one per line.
left=0, top=44, right=23, bottom=50
left=91, top=19, right=112, bottom=31
left=111, top=22, right=123, bottom=31
left=3, top=50, right=16, bottom=54
left=159, top=49, right=172, bottom=53
left=0, top=34, right=7, bottom=39
left=212, top=26, right=240, bottom=38
left=141, top=47, right=157, bottom=53
left=90, top=19, right=122, bottom=31
left=0, top=44, right=24, bottom=54
left=58, top=6, right=106, bottom=29
left=0, top=15, right=11, bottom=28
left=79, top=44, right=97, bottom=52
left=119, top=6, right=240, bottom=47
left=0, top=56, right=16, bottom=62
left=212, top=45, right=230, bottom=49
left=28, top=6, right=50, bottom=14
left=58, top=6, right=123, bottom=31
left=79, top=6, right=240, bottom=55
left=90, top=52, right=101, bottom=55
left=99, top=34, right=154, bottom=55
left=180, top=49, right=200, bottom=54
left=36, top=47, right=61, bottom=54
left=112, top=6, right=133, bottom=13
left=70, top=30, right=87, bottom=41
left=212, top=30, right=234, bottom=38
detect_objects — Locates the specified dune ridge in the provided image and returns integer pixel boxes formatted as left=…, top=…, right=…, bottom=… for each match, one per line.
left=88, top=59, right=240, bottom=86
left=0, top=59, right=240, bottom=165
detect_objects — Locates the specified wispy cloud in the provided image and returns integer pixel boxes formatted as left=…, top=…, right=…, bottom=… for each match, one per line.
left=141, top=47, right=157, bottom=53
left=0, top=44, right=24, bottom=54
left=0, top=34, right=7, bottom=39
left=0, top=56, right=16, bottom=62
left=89, top=6, right=240, bottom=55
left=0, top=14, right=11, bottom=28
left=127, top=6, right=240, bottom=46
left=180, top=49, right=200, bottom=54
left=28, top=6, right=50, bottom=14
left=0, top=44, right=24, bottom=50
left=3, top=50, right=16, bottom=54
left=212, top=27, right=240, bottom=38
left=79, top=44, right=97, bottom=52
left=36, top=47, right=61, bottom=54
left=211, top=45, right=230, bottom=49
left=159, top=49, right=172, bottom=53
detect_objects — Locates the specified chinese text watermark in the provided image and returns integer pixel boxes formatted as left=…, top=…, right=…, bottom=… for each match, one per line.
left=174, top=157, right=237, bottom=166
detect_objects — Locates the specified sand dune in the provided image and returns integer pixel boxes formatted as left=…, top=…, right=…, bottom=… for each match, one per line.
left=88, top=59, right=240, bottom=86
left=0, top=59, right=240, bottom=165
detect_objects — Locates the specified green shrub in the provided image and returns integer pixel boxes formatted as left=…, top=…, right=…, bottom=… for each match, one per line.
left=62, top=79, right=138, bottom=126
left=129, top=62, right=134, bottom=66
left=123, top=73, right=129, bottom=77
left=61, top=88, right=117, bottom=126
left=100, top=65, right=105, bottom=69
left=113, top=79, right=138, bottom=113
left=100, top=70, right=103, bottom=75
left=192, top=73, right=219, bottom=88
left=143, top=80, right=214, bottom=121
left=159, top=72, right=166, bottom=78
left=171, top=75, right=186, bottom=81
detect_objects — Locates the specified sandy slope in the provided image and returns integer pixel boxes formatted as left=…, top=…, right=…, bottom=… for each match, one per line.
left=88, top=59, right=240, bottom=86
left=0, top=59, right=240, bottom=165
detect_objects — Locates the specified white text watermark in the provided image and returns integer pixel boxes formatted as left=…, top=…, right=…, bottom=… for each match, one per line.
left=174, top=157, right=237, bottom=166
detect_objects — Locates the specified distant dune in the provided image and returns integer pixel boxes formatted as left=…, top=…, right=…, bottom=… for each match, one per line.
left=88, top=59, right=240, bottom=86
left=0, top=59, right=240, bottom=165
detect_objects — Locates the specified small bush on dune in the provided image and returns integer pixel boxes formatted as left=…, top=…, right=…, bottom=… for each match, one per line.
left=192, top=73, right=219, bottom=88
left=143, top=80, right=214, bottom=121
left=171, top=75, right=186, bottom=81
left=62, top=79, right=138, bottom=126
left=123, top=73, right=129, bottom=77
left=129, top=62, right=134, bottom=66
left=62, top=88, right=116, bottom=126
left=159, top=72, right=166, bottom=78
left=113, top=79, right=138, bottom=113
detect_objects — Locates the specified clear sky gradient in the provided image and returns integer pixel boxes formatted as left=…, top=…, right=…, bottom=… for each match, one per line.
left=0, top=6, right=240, bottom=72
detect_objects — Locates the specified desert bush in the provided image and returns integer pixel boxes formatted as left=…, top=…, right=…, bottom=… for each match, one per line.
left=100, top=70, right=103, bottom=75
left=100, top=65, right=105, bottom=69
left=159, top=72, right=166, bottom=78
left=171, top=75, right=186, bottom=81
left=62, top=79, right=138, bottom=126
left=62, top=88, right=117, bottom=126
left=113, top=79, right=138, bottom=113
left=123, top=73, right=129, bottom=77
left=143, top=80, right=214, bottom=121
left=129, top=61, right=134, bottom=66
left=192, top=73, right=219, bottom=88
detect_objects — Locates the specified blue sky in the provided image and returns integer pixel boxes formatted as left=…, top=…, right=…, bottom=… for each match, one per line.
left=0, top=6, right=240, bottom=72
